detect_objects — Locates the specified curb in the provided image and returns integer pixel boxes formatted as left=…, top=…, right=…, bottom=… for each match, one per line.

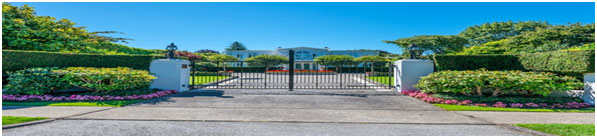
left=2, top=118, right=56, bottom=129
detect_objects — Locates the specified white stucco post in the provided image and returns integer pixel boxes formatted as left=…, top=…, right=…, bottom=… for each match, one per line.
left=149, top=59, right=190, bottom=92
left=582, top=73, right=595, bottom=105
left=394, top=59, right=434, bottom=92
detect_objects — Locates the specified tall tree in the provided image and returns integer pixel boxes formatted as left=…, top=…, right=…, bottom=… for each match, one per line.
left=195, top=49, right=219, bottom=54
left=314, top=55, right=355, bottom=72
left=458, top=21, right=551, bottom=46
left=244, top=55, right=288, bottom=71
left=1, top=3, right=148, bottom=55
left=383, top=35, right=467, bottom=58
left=456, top=23, right=595, bottom=54
left=225, top=41, right=247, bottom=51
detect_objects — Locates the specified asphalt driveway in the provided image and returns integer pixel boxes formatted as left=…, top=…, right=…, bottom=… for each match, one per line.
left=3, top=89, right=540, bottom=136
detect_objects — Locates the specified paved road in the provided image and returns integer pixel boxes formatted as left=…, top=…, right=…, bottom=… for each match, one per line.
left=1, top=89, right=565, bottom=136
left=2, top=120, right=526, bottom=136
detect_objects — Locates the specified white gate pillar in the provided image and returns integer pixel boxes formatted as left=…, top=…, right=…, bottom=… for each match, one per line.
left=394, top=59, right=434, bottom=92
left=149, top=59, right=190, bottom=92
left=582, top=73, right=595, bottom=105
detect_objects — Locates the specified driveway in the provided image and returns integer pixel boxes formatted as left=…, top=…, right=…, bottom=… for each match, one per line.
left=3, top=89, right=542, bottom=136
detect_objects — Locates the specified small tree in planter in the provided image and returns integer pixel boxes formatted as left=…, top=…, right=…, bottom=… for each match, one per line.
left=355, top=56, right=389, bottom=75
left=244, top=55, right=288, bottom=71
left=207, top=54, right=238, bottom=72
left=314, top=55, right=355, bottom=72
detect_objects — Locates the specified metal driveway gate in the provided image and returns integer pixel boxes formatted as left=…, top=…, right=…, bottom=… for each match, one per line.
left=189, top=50, right=394, bottom=90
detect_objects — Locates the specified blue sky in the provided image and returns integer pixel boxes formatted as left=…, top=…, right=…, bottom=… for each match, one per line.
left=9, top=2, right=596, bottom=54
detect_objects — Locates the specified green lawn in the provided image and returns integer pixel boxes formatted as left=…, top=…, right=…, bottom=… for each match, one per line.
left=2, top=116, right=48, bottom=125
left=434, top=104, right=595, bottom=112
left=190, top=76, right=230, bottom=85
left=366, top=76, right=394, bottom=85
left=2, top=100, right=141, bottom=107
left=515, top=124, right=595, bottom=136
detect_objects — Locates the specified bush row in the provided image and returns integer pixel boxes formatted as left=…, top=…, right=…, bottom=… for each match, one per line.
left=5, top=67, right=156, bottom=95
left=415, top=69, right=582, bottom=97
left=434, top=50, right=595, bottom=74
left=2, top=50, right=157, bottom=72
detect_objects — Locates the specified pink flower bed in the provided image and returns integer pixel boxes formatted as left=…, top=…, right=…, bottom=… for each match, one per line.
left=2, top=90, right=177, bottom=102
left=401, top=90, right=592, bottom=109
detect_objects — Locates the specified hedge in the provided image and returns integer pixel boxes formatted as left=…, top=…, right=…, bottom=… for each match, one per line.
left=518, top=50, right=595, bottom=74
left=434, top=50, right=595, bottom=74
left=2, top=50, right=157, bottom=72
left=433, top=55, right=523, bottom=71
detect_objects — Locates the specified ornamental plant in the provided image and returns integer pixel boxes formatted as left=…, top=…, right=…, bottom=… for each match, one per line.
left=3, top=90, right=177, bottom=102
left=402, top=90, right=591, bottom=109
left=52, top=67, right=156, bottom=92
left=5, top=67, right=70, bottom=95
left=415, top=69, right=582, bottom=97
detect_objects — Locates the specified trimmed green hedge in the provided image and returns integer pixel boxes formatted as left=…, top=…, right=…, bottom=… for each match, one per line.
left=518, top=50, right=595, bottom=74
left=2, top=50, right=157, bottom=72
left=434, top=50, right=595, bottom=74
left=433, top=55, right=523, bottom=71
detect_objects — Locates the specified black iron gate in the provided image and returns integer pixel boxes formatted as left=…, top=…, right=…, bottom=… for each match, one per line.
left=189, top=50, right=394, bottom=90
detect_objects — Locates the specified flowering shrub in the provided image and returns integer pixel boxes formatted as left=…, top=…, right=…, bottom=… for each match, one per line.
left=3, top=90, right=177, bottom=102
left=402, top=90, right=592, bottom=109
left=53, top=67, right=156, bottom=92
left=415, top=69, right=583, bottom=96
left=510, top=103, right=524, bottom=108
left=5, top=67, right=70, bottom=95
left=492, top=102, right=507, bottom=108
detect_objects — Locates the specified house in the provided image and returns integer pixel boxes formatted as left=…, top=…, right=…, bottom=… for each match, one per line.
left=222, top=47, right=380, bottom=70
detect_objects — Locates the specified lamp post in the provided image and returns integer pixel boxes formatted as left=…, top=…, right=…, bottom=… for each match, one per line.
left=407, top=44, right=419, bottom=59
left=166, top=43, right=178, bottom=59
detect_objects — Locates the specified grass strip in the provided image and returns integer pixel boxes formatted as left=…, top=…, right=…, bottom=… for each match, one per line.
left=2, top=116, right=48, bottom=125
left=515, top=124, right=595, bottom=136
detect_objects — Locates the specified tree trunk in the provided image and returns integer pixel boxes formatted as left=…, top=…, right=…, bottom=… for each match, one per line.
left=492, top=88, right=501, bottom=97
left=476, top=86, right=483, bottom=96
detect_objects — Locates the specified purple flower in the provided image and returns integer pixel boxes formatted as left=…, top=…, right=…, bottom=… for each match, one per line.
left=510, top=103, right=524, bottom=108
left=2, top=90, right=177, bottom=102
left=492, top=102, right=507, bottom=108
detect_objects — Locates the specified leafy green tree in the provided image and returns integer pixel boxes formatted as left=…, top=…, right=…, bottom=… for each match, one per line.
left=355, top=56, right=389, bottom=73
left=314, top=55, right=355, bottom=72
left=225, top=41, right=247, bottom=51
left=457, top=23, right=595, bottom=54
left=195, top=49, right=219, bottom=54
left=2, top=3, right=151, bottom=55
left=207, top=55, right=238, bottom=71
left=458, top=21, right=551, bottom=46
left=506, top=23, right=595, bottom=53
left=244, top=55, right=288, bottom=71
left=383, top=35, right=467, bottom=57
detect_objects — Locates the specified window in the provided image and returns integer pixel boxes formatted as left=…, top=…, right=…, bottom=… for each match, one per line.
left=248, top=53, right=258, bottom=58
left=295, top=51, right=311, bottom=60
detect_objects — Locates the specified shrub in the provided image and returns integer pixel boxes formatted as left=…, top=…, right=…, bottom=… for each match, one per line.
left=518, top=50, right=595, bottom=74
left=433, top=50, right=595, bottom=76
left=53, top=67, right=156, bottom=92
left=5, top=67, right=70, bottom=95
left=432, top=93, right=583, bottom=104
left=415, top=69, right=583, bottom=97
left=2, top=50, right=156, bottom=72
left=433, top=54, right=524, bottom=71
